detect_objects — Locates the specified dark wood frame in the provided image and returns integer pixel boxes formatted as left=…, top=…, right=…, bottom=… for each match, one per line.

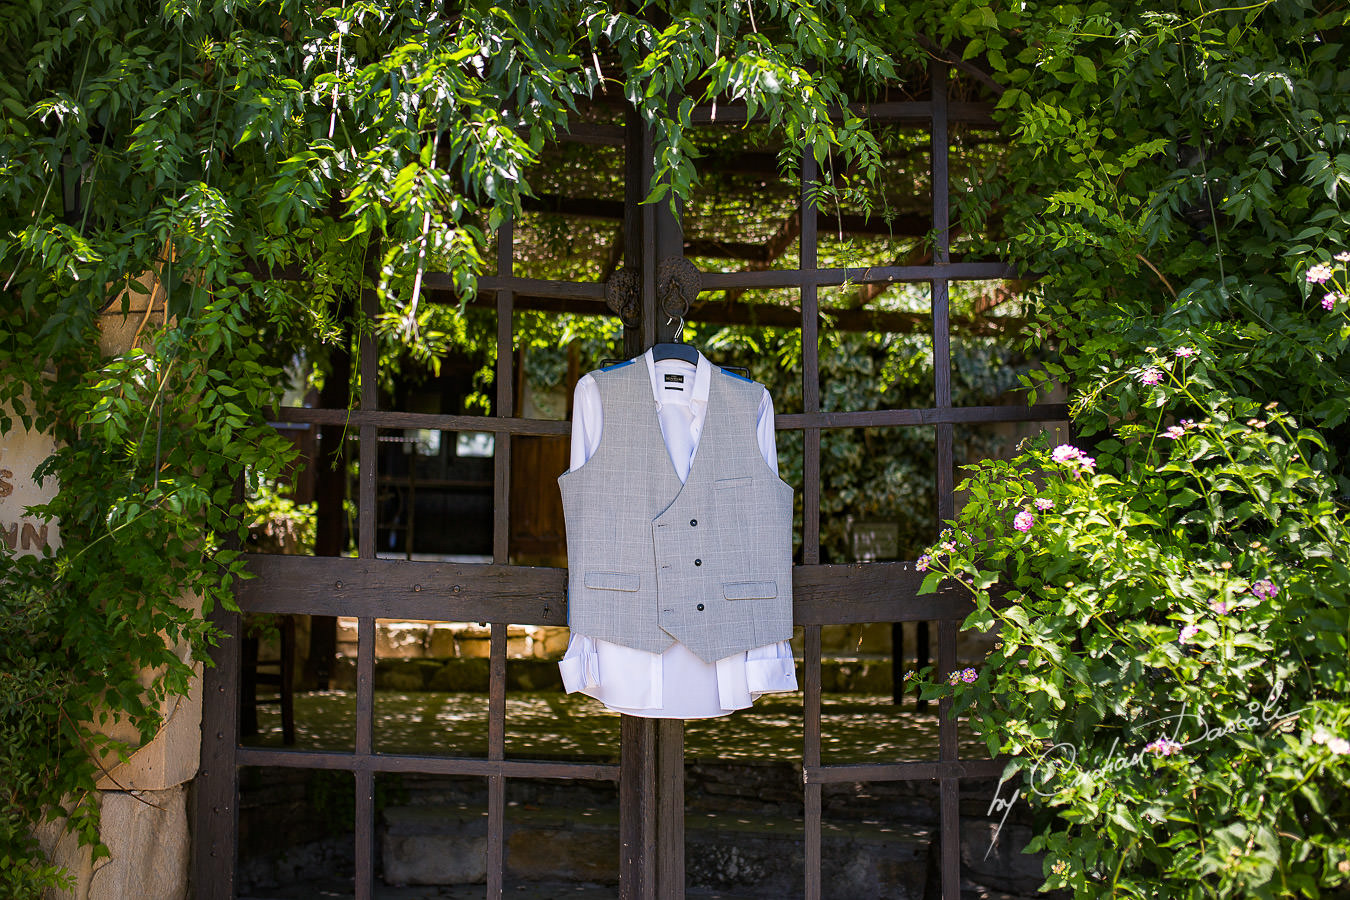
left=193, top=61, right=1068, bottom=900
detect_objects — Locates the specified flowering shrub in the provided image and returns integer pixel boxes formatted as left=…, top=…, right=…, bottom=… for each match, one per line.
left=1310, top=253, right=1350, bottom=318
left=917, top=400, right=1350, bottom=894
left=916, top=264, right=1350, bottom=896
left=890, top=0, right=1350, bottom=888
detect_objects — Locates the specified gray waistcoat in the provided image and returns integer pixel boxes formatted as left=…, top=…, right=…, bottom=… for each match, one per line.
left=558, top=359, right=794, bottom=663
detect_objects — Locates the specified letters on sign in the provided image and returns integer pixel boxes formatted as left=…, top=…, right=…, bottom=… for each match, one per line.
left=0, top=520, right=49, bottom=551
left=0, top=448, right=58, bottom=555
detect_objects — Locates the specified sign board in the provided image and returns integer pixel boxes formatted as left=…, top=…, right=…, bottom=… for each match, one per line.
left=0, top=410, right=60, bottom=557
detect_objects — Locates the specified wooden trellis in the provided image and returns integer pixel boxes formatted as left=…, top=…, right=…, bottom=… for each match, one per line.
left=194, top=61, right=1068, bottom=900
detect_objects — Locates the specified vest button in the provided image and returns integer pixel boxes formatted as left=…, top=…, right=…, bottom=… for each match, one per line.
left=694, top=558, right=702, bottom=566
left=690, top=519, right=697, bottom=527
left=696, top=603, right=705, bottom=611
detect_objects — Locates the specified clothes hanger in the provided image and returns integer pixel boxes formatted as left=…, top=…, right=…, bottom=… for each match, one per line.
left=600, top=315, right=749, bottom=378
left=650, top=315, right=700, bottom=365
left=649, top=340, right=699, bottom=365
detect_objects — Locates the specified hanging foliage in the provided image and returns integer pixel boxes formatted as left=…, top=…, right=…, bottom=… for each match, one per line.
left=0, top=0, right=920, bottom=891
left=2, top=0, right=1348, bottom=895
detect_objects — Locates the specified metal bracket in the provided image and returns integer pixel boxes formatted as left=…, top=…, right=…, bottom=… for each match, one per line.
left=657, top=257, right=701, bottom=321
left=604, top=267, right=641, bottom=328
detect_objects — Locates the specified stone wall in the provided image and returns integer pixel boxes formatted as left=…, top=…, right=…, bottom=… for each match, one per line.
left=322, top=618, right=996, bottom=669
left=333, top=619, right=570, bottom=661
left=303, top=617, right=998, bottom=695
left=238, top=766, right=1058, bottom=899
left=19, top=282, right=201, bottom=900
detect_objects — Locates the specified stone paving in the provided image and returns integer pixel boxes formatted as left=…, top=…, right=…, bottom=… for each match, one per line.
left=243, top=881, right=796, bottom=899
left=243, top=878, right=1042, bottom=899
left=244, top=689, right=989, bottom=761
left=242, top=882, right=619, bottom=899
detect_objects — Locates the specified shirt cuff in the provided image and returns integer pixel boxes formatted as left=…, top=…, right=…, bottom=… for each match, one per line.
left=744, top=640, right=799, bottom=695
left=558, top=633, right=601, bottom=693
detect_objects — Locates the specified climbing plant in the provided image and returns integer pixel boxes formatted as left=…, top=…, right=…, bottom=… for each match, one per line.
left=0, top=0, right=923, bottom=891
left=3, top=0, right=1347, bottom=895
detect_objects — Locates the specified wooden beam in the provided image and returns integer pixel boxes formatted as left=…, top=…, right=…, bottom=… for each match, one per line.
left=914, top=36, right=1006, bottom=98
left=234, top=556, right=1012, bottom=625
left=683, top=237, right=773, bottom=262
left=575, top=94, right=998, bottom=127
left=522, top=192, right=931, bottom=239
left=721, top=208, right=801, bottom=305
left=460, top=290, right=1023, bottom=336
left=270, top=402, right=1067, bottom=435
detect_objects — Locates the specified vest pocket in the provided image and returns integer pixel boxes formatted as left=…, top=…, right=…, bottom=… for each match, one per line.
left=583, top=572, right=641, bottom=592
left=714, top=475, right=754, bottom=490
left=723, top=580, right=778, bottom=600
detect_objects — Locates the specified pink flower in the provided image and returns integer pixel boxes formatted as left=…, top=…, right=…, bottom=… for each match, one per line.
left=1307, top=263, right=1334, bottom=284
left=1163, top=425, right=1185, bottom=440
left=1208, top=599, right=1230, bottom=615
left=1337, top=252, right=1350, bottom=263
left=1139, top=368, right=1164, bottom=386
left=1251, top=580, right=1278, bottom=600
left=1051, top=443, right=1095, bottom=477
left=1014, top=510, right=1035, bottom=532
left=948, top=667, right=978, bottom=686
left=916, top=554, right=932, bottom=572
left=1052, top=444, right=1080, bottom=463
left=1174, top=347, right=1197, bottom=358
left=1324, top=292, right=1342, bottom=311
left=1179, top=624, right=1200, bottom=643
left=1034, top=498, right=1054, bottom=510
left=1330, top=736, right=1350, bottom=755
left=1146, top=737, right=1183, bottom=756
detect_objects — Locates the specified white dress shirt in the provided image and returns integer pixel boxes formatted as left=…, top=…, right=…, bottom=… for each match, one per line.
left=557, top=350, right=799, bottom=718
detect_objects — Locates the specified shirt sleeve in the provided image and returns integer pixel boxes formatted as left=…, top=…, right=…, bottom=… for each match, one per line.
left=569, top=373, right=603, bottom=472
left=755, top=387, right=779, bottom=476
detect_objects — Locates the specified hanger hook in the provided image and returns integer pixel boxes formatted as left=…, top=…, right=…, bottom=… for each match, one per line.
left=666, top=314, right=686, bottom=343
left=657, top=257, right=700, bottom=342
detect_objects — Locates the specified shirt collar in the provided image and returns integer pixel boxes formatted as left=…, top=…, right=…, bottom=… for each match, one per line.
left=644, top=347, right=711, bottom=408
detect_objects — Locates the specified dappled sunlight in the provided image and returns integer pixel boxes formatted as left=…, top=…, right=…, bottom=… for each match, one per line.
left=245, top=690, right=991, bottom=764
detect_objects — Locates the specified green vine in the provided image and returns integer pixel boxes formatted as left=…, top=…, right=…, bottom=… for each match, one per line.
left=0, top=0, right=927, bottom=890
left=3, top=0, right=1348, bottom=895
